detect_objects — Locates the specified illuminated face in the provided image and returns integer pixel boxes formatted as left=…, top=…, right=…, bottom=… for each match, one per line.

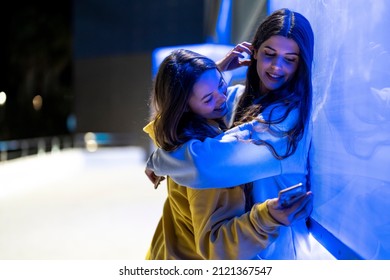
left=188, top=69, right=228, bottom=120
left=254, top=35, right=300, bottom=93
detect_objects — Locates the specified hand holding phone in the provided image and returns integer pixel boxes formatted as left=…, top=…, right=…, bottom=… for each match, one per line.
left=268, top=183, right=312, bottom=225
left=278, top=182, right=306, bottom=208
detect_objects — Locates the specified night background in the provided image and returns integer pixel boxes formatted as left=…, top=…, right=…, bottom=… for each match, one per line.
left=0, top=2, right=72, bottom=140
left=0, top=0, right=206, bottom=155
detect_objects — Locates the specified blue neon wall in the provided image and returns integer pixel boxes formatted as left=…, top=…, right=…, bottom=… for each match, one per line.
left=270, top=0, right=390, bottom=259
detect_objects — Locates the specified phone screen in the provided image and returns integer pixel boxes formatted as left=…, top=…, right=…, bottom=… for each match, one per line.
left=278, top=182, right=306, bottom=208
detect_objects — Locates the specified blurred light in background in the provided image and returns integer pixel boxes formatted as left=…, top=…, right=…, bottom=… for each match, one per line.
left=32, top=95, right=43, bottom=111
left=66, top=114, right=77, bottom=133
left=216, top=0, right=232, bottom=44
left=0, top=91, right=6, bottom=106
left=84, top=132, right=98, bottom=152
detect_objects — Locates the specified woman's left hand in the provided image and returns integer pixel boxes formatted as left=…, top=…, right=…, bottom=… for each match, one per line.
left=216, top=41, right=253, bottom=72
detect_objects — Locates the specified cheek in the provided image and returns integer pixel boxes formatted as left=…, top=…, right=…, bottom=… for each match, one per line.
left=256, top=55, right=264, bottom=67
left=204, top=103, right=216, bottom=113
left=256, top=57, right=271, bottom=73
left=285, top=64, right=299, bottom=79
left=256, top=59, right=264, bottom=76
left=188, top=99, right=202, bottom=115
left=191, top=103, right=214, bottom=117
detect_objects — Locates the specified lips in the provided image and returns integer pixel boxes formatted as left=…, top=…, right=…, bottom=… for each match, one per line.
left=267, top=72, right=283, bottom=81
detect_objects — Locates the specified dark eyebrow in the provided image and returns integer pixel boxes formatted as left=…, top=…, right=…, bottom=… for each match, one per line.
left=264, top=46, right=299, bottom=56
left=200, top=75, right=224, bottom=101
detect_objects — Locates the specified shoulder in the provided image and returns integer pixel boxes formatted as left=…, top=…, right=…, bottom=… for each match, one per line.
left=224, top=84, right=245, bottom=127
left=226, top=84, right=245, bottom=100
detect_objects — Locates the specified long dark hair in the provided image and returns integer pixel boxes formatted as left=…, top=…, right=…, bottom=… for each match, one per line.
left=236, top=8, right=314, bottom=159
left=150, top=49, right=222, bottom=151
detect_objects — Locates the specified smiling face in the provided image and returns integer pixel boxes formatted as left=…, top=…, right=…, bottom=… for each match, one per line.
left=254, top=35, right=300, bottom=93
left=188, top=69, right=228, bottom=120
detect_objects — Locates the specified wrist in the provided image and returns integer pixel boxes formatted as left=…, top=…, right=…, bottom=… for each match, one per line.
left=266, top=199, right=286, bottom=226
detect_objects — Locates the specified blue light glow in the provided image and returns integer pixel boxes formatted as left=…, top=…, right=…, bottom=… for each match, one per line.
left=271, top=0, right=390, bottom=259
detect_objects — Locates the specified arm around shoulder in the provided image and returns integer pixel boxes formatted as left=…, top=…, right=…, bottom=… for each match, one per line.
left=147, top=135, right=283, bottom=189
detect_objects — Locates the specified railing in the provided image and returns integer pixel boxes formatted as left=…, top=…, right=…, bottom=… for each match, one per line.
left=0, top=135, right=74, bottom=161
left=0, top=132, right=143, bottom=162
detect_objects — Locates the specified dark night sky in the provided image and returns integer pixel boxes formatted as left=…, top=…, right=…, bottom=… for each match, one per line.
left=0, top=0, right=204, bottom=140
left=0, top=0, right=204, bottom=141
left=0, top=1, right=72, bottom=140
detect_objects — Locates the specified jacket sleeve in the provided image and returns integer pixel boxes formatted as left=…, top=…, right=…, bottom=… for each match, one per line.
left=146, top=132, right=283, bottom=188
left=188, top=187, right=281, bottom=259
left=146, top=108, right=309, bottom=189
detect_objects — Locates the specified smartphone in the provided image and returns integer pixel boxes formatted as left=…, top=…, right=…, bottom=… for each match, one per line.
left=278, top=182, right=306, bottom=208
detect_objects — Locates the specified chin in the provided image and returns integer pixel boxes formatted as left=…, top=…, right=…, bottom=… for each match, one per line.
left=219, top=109, right=228, bottom=118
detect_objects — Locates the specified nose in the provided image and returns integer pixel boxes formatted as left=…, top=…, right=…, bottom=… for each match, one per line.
left=215, top=91, right=227, bottom=103
left=271, top=56, right=283, bottom=70
left=213, top=91, right=226, bottom=109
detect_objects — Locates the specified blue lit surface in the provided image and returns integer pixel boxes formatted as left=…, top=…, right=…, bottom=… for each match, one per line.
left=271, top=0, right=390, bottom=259
left=216, top=0, right=232, bottom=44
left=152, top=44, right=247, bottom=84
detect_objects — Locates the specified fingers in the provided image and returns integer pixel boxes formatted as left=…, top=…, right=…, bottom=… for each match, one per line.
left=153, top=176, right=165, bottom=189
left=144, top=168, right=165, bottom=189
left=231, top=42, right=252, bottom=67
left=289, top=192, right=313, bottom=222
left=232, top=41, right=253, bottom=56
left=217, top=42, right=253, bottom=71
left=239, top=59, right=252, bottom=67
left=266, top=192, right=313, bottom=226
left=228, top=42, right=252, bottom=60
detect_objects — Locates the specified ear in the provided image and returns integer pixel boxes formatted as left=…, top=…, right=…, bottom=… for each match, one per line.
left=253, top=49, right=258, bottom=60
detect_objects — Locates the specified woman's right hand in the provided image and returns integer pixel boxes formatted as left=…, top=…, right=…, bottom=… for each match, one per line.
left=266, top=191, right=313, bottom=226
left=216, top=41, right=253, bottom=72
